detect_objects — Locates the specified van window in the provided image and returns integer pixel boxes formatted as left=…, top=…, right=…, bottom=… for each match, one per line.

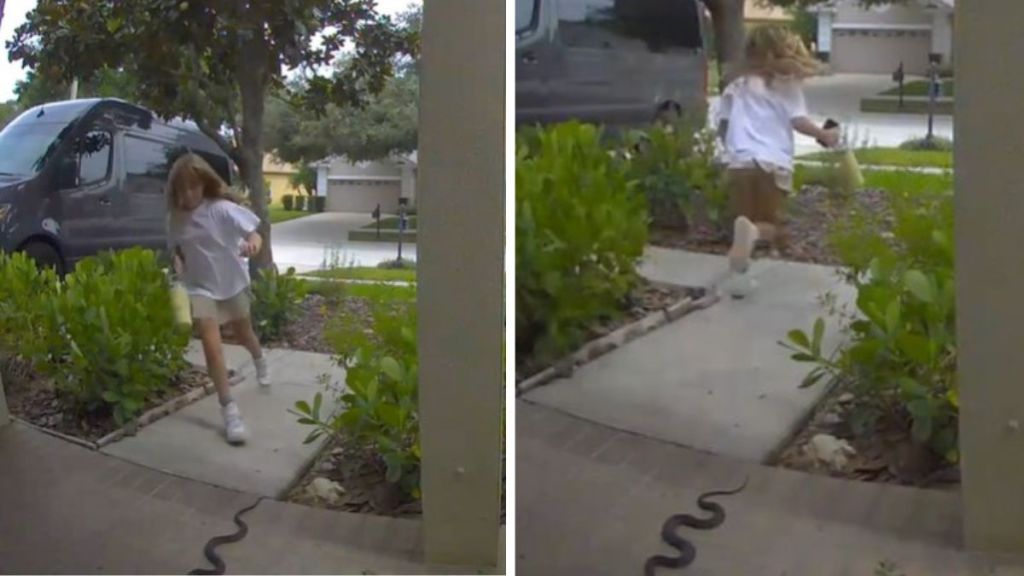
left=76, top=131, right=113, bottom=186
left=124, top=135, right=171, bottom=195
left=516, top=0, right=538, bottom=33
left=0, top=121, right=71, bottom=177
left=556, top=0, right=703, bottom=51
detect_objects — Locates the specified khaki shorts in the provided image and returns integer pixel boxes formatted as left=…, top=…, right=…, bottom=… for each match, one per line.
left=727, top=166, right=788, bottom=249
left=190, top=290, right=252, bottom=325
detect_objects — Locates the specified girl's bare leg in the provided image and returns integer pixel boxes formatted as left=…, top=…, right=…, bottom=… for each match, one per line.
left=230, top=316, right=272, bottom=386
left=197, top=318, right=231, bottom=405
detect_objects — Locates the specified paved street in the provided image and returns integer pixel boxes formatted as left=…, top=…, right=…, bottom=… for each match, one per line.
left=272, top=212, right=418, bottom=273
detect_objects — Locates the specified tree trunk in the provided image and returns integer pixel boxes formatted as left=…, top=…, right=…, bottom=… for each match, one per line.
left=704, top=0, right=746, bottom=91
left=237, top=47, right=274, bottom=270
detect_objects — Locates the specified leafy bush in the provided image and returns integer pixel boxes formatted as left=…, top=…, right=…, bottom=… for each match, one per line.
left=311, top=196, right=326, bottom=213
left=282, top=194, right=295, bottom=211
left=516, top=122, right=648, bottom=364
left=293, top=286, right=420, bottom=498
left=900, top=136, right=953, bottom=152
left=29, top=247, right=190, bottom=422
left=251, top=266, right=308, bottom=342
left=294, top=195, right=307, bottom=212
left=782, top=185, right=957, bottom=462
left=622, top=120, right=725, bottom=231
left=0, top=251, right=54, bottom=355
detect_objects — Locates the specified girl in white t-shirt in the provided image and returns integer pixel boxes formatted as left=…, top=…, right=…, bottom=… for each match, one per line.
left=718, top=26, right=840, bottom=276
left=167, top=153, right=271, bottom=445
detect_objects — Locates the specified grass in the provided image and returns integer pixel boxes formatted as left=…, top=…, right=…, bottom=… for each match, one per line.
left=364, top=216, right=418, bottom=230
left=306, top=266, right=416, bottom=283
left=709, top=60, right=720, bottom=96
left=801, top=147, right=952, bottom=169
left=269, top=206, right=309, bottom=224
left=794, top=165, right=954, bottom=194
left=304, top=278, right=416, bottom=302
left=881, top=79, right=954, bottom=98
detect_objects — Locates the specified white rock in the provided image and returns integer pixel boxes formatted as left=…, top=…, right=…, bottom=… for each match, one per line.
left=837, top=393, right=855, bottom=404
left=806, top=434, right=856, bottom=471
left=307, top=477, right=345, bottom=504
left=821, top=412, right=842, bottom=427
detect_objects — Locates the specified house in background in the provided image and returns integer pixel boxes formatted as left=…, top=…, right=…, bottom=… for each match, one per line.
left=263, top=154, right=304, bottom=206
left=313, top=152, right=418, bottom=214
left=745, top=0, right=791, bottom=28
left=812, top=0, right=954, bottom=76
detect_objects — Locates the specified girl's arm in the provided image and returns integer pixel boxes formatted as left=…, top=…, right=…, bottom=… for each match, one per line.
left=792, top=116, right=840, bottom=148
left=241, top=231, right=262, bottom=258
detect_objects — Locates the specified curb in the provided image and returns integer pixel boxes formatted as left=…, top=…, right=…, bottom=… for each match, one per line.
left=516, top=291, right=719, bottom=396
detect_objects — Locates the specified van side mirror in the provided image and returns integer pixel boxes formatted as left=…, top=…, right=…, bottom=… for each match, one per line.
left=55, top=155, right=78, bottom=189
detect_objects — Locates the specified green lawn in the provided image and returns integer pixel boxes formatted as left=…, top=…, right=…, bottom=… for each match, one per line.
left=306, top=266, right=416, bottom=283
left=881, top=79, right=955, bottom=98
left=794, top=165, right=954, bottom=194
left=304, top=278, right=416, bottom=302
left=365, top=216, right=418, bottom=230
left=801, top=147, right=953, bottom=169
left=269, top=206, right=309, bottom=224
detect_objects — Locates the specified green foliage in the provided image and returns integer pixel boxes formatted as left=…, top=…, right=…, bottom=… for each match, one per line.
left=282, top=194, right=295, bottom=211
left=289, top=164, right=317, bottom=196
left=293, top=286, right=420, bottom=498
left=516, top=122, right=648, bottom=363
left=14, top=67, right=139, bottom=109
left=900, top=136, right=954, bottom=152
left=294, top=195, right=307, bottom=212
left=1, top=248, right=189, bottom=425
left=0, top=101, right=19, bottom=130
left=782, top=185, right=958, bottom=462
left=623, top=121, right=726, bottom=231
left=251, top=266, right=308, bottom=342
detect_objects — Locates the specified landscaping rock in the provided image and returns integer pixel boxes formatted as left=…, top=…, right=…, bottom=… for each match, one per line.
left=821, top=412, right=843, bottom=427
left=806, top=434, right=857, bottom=471
left=837, top=392, right=856, bottom=404
left=307, top=477, right=345, bottom=504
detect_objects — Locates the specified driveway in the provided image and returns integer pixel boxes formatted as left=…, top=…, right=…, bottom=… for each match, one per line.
left=271, top=212, right=417, bottom=273
left=710, top=73, right=954, bottom=156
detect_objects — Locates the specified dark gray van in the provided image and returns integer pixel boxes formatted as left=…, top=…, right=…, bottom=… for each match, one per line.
left=516, top=0, right=710, bottom=128
left=0, top=98, right=233, bottom=273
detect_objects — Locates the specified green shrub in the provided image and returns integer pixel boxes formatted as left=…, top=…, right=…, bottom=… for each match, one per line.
left=293, top=288, right=420, bottom=498
left=900, top=136, right=953, bottom=152
left=251, top=266, right=308, bottom=342
left=782, top=186, right=957, bottom=462
left=622, top=120, right=725, bottom=231
left=0, top=251, right=56, bottom=356
left=516, top=122, right=648, bottom=364
left=282, top=194, right=295, bottom=211
left=311, top=196, right=326, bottom=213
left=36, top=249, right=188, bottom=424
left=294, top=195, right=307, bottom=212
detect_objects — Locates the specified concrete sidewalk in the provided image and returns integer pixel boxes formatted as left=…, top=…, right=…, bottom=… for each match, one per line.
left=101, top=344, right=343, bottom=498
left=525, top=248, right=855, bottom=462
left=517, top=401, right=1024, bottom=576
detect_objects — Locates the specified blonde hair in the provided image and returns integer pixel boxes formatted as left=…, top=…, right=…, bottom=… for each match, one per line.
left=739, top=25, right=822, bottom=82
left=166, top=152, right=243, bottom=213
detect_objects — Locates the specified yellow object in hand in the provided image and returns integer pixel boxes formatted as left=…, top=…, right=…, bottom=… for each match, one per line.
left=170, top=282, right=192, bottom=327
left=837, top=147, right=864, bottom=192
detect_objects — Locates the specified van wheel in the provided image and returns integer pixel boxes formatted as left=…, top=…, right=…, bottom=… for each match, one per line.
left=21, top=241, right=65, bottom=276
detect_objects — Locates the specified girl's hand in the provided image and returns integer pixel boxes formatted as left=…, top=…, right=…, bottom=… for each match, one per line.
left=241, top=232, right=262, bottom=258
left=820, top=128, right=841, bottom=148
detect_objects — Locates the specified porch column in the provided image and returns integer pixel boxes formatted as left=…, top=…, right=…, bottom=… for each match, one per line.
left=816, top=9, right=834, bottom=62
left=417, top=0, right=504, bottom=571
left=315, top=164, right=328, bottom=197
left=0, top=373, right=10, bottom=427
left=955, top=0, right=1024, bottom=554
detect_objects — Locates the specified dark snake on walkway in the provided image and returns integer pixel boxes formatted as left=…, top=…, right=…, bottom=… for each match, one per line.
left=643, top=477, right=749, bottom=575
left=188, top=496, right=268, bottom=575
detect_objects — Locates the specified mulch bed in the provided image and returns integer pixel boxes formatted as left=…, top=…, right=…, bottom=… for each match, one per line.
left=2, top=355, right=212, bottom=443
left=516, top=279, right=705, bottom=381
left=650, top=186, right=892, bottom=266
left=771, top=382, right=960, bottom=490
left=222, top=292, right=374, bottom=355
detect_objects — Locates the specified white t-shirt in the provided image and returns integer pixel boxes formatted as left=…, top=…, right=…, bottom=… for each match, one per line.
left=169, top=199, right=260, bottom=300
left=719, top=75, right=808, bottom=171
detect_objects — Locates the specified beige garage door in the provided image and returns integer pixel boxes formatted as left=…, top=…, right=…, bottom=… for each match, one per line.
left=326, top=180, right=401, bottom=213
left=831, top=30, right=931, bottom=75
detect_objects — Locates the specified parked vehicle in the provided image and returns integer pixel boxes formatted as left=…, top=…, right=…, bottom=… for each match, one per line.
left=515, top=0, right=710, bottom=129
left=0, top=98, right=233, bottom=273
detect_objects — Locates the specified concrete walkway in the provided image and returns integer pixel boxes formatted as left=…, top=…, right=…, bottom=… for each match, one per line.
left=517, top=401, right=1023, bottom=576
left=272, top=212, right=417, bottom=273
left=0, top=421, right=504, bottom=574
left=101, top=343, right=342, bottom=497
left=524, top=248, right=855, bottom=462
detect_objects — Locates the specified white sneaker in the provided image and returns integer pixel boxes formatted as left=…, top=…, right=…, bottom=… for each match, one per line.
left=728, top=216, right=759, bottom=274
left=724, top=272, right=758, bottom=299
left=254, top=357, right=272, bottom=387
left=222, top=401, right=248, bottom=444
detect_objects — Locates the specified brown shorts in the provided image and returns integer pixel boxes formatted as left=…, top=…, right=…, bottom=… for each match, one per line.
left=727, top=166, right=788, bottom=248
left=190, top=290, right=252, bottom=325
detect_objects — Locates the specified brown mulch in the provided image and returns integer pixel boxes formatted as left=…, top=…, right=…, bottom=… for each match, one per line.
left=516, top=279, right=706, bottom=381
left=2, top=355, right=212, bottom=442
left=650, top=186, right=892, bottom=266
left=222, top=293, right=374, bottom=355
left=772, top=383, right=960, bottom=490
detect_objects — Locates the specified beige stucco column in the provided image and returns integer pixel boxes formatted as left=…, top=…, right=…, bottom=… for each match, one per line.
left=417, top=0, right=504, bottom=570
left=0, top=373, right=9, bottom=427
left=955, top=0, right=1024, bottom=555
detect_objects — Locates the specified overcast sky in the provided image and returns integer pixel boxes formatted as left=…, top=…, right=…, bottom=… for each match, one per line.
left=0, top=0, right=418, bottom=102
